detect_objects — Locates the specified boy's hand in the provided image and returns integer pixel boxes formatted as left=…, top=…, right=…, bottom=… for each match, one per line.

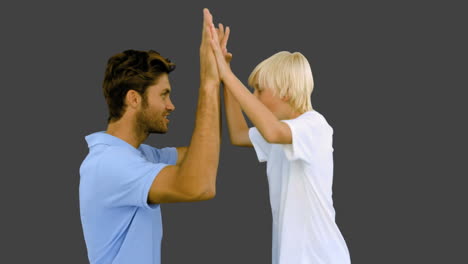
left=208, top=21, right=233, bottom=80
left=216, top=23, right=232, bottom=66
left=200, top=8, right=219, bottom=84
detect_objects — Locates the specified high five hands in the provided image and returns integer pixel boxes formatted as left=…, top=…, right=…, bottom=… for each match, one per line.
left=215, top=23, right=232, bottom=68
left=201, top=8, right=232, bottom=83
left=200, top=9, right=219, bottom=84
left=206, top=11, right=233, bottom=81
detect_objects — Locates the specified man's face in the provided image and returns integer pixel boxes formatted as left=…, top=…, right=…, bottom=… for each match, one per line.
left=137, top=73, right=175, bottom=134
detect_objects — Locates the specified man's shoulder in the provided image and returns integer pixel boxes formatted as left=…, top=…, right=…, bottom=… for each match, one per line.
left=85, top=145, right=139, bottom=169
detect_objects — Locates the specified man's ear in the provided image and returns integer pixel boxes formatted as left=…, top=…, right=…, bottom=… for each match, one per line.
left=125, top=90, right=142, bottom=109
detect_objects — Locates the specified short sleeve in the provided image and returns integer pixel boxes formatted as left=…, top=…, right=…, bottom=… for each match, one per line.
left=281, top=113, right=333, bottom=163
left=157, top=147, right=178, bottom=165
left=140, top=144, right=177, bottom=165
left=249, top=127, right=272, bottom=162
left=96, top=147, right=169, bottom=209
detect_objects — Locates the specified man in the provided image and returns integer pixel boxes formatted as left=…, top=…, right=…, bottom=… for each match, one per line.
left=79, top=9, right=227, bottom=264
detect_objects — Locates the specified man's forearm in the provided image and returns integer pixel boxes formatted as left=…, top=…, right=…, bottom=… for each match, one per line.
left=177, top=82, right=220, bottom=195
left=173, top=8, right=221, bottom=197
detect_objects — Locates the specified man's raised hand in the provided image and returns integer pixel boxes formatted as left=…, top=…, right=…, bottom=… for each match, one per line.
left=200, top=8, right=219, bottom=84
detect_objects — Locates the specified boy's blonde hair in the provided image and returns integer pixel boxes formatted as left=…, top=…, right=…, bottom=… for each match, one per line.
left=248, top=51, right=314, bottom=113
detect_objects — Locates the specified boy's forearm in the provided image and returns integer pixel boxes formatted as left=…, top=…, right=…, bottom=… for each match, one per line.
left=223, top=73, right=282, bottom=142
left=178, top=82, right=220, bottom=194
left=223, top=86, right=249, bottom=144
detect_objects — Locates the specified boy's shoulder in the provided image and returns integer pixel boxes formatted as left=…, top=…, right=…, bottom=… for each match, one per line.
left=292, top=110, right=326, bottom=124
left=285, top=110, right=333, bottom=134
left=302, top=110, right=326, bottom=120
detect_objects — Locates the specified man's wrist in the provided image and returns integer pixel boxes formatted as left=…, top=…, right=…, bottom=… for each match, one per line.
left=201, top=79, right=220, bottom=88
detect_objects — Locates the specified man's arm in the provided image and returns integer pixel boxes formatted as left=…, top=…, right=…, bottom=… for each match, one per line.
left=208, top=23, right=292, bottom=144
left=175, top=147, right=188, bottom=165
left=148, top=9, right=221, bottom=204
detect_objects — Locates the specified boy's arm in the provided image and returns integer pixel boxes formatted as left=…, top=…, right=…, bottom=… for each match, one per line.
left=207, top=22, right=291, bottom=144
left=223, top=86, right=252, bottom=147
left=211, top=22, right=251, bottom=147
left=222, top=74, right=292, bottom=144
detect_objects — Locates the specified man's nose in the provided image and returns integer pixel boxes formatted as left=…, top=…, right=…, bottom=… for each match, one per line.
left=167, top=99, right=175, bottom=112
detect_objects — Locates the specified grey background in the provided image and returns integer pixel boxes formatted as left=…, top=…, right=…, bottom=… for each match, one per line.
left=1, top=0, right=466, bottom=263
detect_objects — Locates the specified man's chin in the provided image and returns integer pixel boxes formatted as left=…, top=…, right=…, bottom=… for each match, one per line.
left=149, top=130, right=167, bottom=134
left=149, top=127, right=168, bottom=134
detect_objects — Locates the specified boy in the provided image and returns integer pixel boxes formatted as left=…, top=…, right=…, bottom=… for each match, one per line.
left=208, top=22, right=351, bottom=264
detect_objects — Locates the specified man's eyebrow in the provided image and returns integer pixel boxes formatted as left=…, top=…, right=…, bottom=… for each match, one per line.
left=162, top=88, right=171, bottom=93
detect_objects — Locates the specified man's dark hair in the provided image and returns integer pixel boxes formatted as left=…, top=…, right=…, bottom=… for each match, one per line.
left=103, top=49, right=176, bottom=123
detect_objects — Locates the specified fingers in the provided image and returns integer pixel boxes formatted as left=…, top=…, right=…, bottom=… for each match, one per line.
left=209, top=25, right=226, bottom=60
left=202, top=8, right=213, bottom=43
left=203, top=9, right=229, bottom=50
left=219, top=23, right=230, bottom=56
left=209, top=24, right=221, bottom=50
left=218, top=23, right=224, bottom=41
left=216, top=27, right=224, bottom=46
left=203, top=9, right=231, bottom=62
left=203, top=8, right=213, bottom=26
left=216, top=27, right=222, bottom=40
left=221, top=26, right=230, bottom=51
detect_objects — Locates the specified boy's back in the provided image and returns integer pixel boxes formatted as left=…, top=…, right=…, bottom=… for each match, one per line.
left=249, top=110, right=351, bottom=264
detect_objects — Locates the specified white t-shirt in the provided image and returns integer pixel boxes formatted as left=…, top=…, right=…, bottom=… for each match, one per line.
left=249, top=111, right=351, bottom=264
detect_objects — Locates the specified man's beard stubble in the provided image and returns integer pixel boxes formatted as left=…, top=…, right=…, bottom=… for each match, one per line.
left=136, top=101, right=168, bottom=135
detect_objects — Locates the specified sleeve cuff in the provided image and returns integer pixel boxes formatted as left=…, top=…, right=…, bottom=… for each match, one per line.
left=280, top=120, right=298, bottom=161
left=141, top=163, right=170, bottom=209
left=249, top=128, right=268, bottom=162
left=169, top=147, right=178, bottom=165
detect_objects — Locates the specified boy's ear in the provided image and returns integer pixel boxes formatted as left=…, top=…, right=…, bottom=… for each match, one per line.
left=281, top=95, right=290, bottom=102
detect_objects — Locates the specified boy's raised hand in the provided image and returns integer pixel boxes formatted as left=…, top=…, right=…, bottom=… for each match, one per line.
left=207, top=21, right=232, bottom=80
left=216, top=23, right=232, bottom=65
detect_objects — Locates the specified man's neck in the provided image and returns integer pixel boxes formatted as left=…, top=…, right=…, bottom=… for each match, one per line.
left=106, top=118, right=148, bottom=149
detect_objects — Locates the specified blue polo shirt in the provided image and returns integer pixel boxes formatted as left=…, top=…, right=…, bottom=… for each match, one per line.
left=79, top=131, right=177, bottom=264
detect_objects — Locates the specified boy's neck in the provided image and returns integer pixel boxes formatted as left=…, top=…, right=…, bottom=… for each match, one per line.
left=278, top=108, right=303, bottom=120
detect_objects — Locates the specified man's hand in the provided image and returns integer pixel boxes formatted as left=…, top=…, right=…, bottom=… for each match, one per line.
left=200, top=8, right=219, bottom=84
